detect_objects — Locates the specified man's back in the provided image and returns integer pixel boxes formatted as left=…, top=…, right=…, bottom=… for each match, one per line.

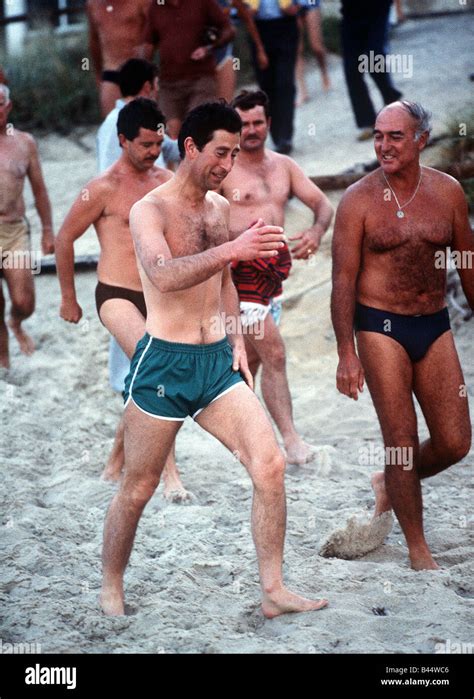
left=147, top=0, right=229, bottom=81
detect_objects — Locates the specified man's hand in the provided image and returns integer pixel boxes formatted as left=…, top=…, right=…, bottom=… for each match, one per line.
left=231, top=338, right=253, bottom=391
left=289, top=225, right=324, bottom=260
left=231, top=218, right=285, bottom=261
left=41, top=229, right=55, bottom=255
left=60, top=298, right=83, bottom=324
left=336, top=352, right=365, bottom=400
left=191, top=46, right=210, bottom=61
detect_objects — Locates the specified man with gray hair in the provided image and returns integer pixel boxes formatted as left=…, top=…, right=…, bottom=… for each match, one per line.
left=0, top=84, right=54, bottom=368
left=330, top=100, right=473, bottom=570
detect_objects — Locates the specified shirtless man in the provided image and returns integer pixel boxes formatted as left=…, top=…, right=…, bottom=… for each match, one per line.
left=219, top=89, right=334, bottom=465
left=56, top=98, right=187, bottom=500
left=0, top=84, right=54, bottom=368
left=87, top=0, right=152, bottom=116
left=100, top=101, right=329, bottom=617
left=332, top=101, right=473, bottom=570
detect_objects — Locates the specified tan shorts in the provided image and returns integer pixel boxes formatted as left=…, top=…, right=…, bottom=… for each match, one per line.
left=158, top=75, right=217, bottom=123
left=0, top=218, right=29, bottom=254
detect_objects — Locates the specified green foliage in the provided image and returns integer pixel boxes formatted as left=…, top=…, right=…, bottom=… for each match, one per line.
left=1, top=27, right=100, bottom=133
left=0, top=13, right=342, bottom=133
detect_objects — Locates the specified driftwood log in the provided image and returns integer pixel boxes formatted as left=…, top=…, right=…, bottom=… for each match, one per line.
left=310, top=159, right=474, bottom=190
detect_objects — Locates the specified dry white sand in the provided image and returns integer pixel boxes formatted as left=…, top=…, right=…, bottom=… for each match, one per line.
left=1, top=187, right=472, bottom=654
left=1, top=13, right=473, bottom=653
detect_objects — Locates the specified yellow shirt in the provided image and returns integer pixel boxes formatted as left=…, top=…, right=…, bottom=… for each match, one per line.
left=246, top=1, right=294, bottom=11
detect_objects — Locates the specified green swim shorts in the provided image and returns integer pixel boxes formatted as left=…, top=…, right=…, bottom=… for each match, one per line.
left=124, top=333, right=245, bottom=421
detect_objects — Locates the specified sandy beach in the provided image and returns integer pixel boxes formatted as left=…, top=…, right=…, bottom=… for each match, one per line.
left=1, top=11, right=473, bottom=654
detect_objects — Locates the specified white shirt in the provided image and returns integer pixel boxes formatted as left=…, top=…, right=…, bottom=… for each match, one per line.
left=96, top=98, right=180, bottom=173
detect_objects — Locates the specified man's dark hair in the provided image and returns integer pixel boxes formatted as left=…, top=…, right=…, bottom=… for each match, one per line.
left=117, top=97, right=166, bottom=143
left=178, top=101, right=242, bottom=159
left=231, top=90, right=270, bottom=119
left=117, top=58, right=157, bottom=98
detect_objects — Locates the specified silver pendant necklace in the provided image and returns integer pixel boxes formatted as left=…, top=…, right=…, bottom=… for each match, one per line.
left=383, top=169, right=422, bottom=219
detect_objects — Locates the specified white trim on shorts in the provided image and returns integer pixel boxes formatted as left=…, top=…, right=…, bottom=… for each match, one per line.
left=129, top=396, right=186, bottom=422
left=192, top=380, right=244, bottom=420
left=124, top=336, right=152, bottom=410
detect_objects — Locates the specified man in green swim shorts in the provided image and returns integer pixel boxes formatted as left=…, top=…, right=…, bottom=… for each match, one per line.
left=100, top=101, right=329, bottom=619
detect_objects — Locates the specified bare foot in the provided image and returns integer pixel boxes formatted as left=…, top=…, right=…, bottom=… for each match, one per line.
left=285, top=438, right=315, bottom=465
left=101, top=461, right=123, bottom=482
left=8, top=319, right=35, bottom=355
left=295, top=93, right=309, bottom=107
left=100, top=587, right=125, bottom=616
left=371, top=471, right=392, bottom=517
left=162, top=478, right=192, bottom=503
left=262, top=587, right=328, bottom=619
left=0, top=322, right=9, bottom=368
left=322, top=74, right=331, bottom=91
left=101, top=446, right=124, bottom=482
left=409, top=548, right=440, bottom=571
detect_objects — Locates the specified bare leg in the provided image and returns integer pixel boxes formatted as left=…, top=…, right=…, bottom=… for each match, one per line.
left=369, top=331, right=471, bottom=512
left=216, top=58, right=236, bottom=103
left=413, top=331, right=471, bottom=478
left=99, top=80, right=121, bottom=118
left=4, top=267, right=35, bottom=356
left=101, top=413, right=126, bottom=482
left=0, top=282, right=9, bottom=368
left=161, top=443, right=191, bottom=501
left=394, top=0, right=406, bottom=23
left=196, top=383, right=328, bottom=618
left=357, top=331, right=438, bottom=570
left=244, top=337, right=261, bottom=378
left=305, top=8, right=331, bottom=91
left=99, top=299, right=188, bottom=497
left=101, top=402, right=182, bottom=615
left=246, top=313, right=314, bottom=465
left=295, top=16, right=309, bottom=106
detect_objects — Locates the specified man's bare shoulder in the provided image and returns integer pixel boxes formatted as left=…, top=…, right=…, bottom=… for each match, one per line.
left=339, top=170, right=380, bottom=208
left=133, top=179, right=175, bottom=217
left=80, top=170, right=117, bottom=202
left=422, top=165, right=464, bottom=197
left=265, top=149, right=293, bottom=171
left=150, top=165, right=174, bottom=185
left=143, top=176, right=174, bottom=201
left=207, top=189, right=230, bottom=213
left=8, top=129, right=36, bottom=152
